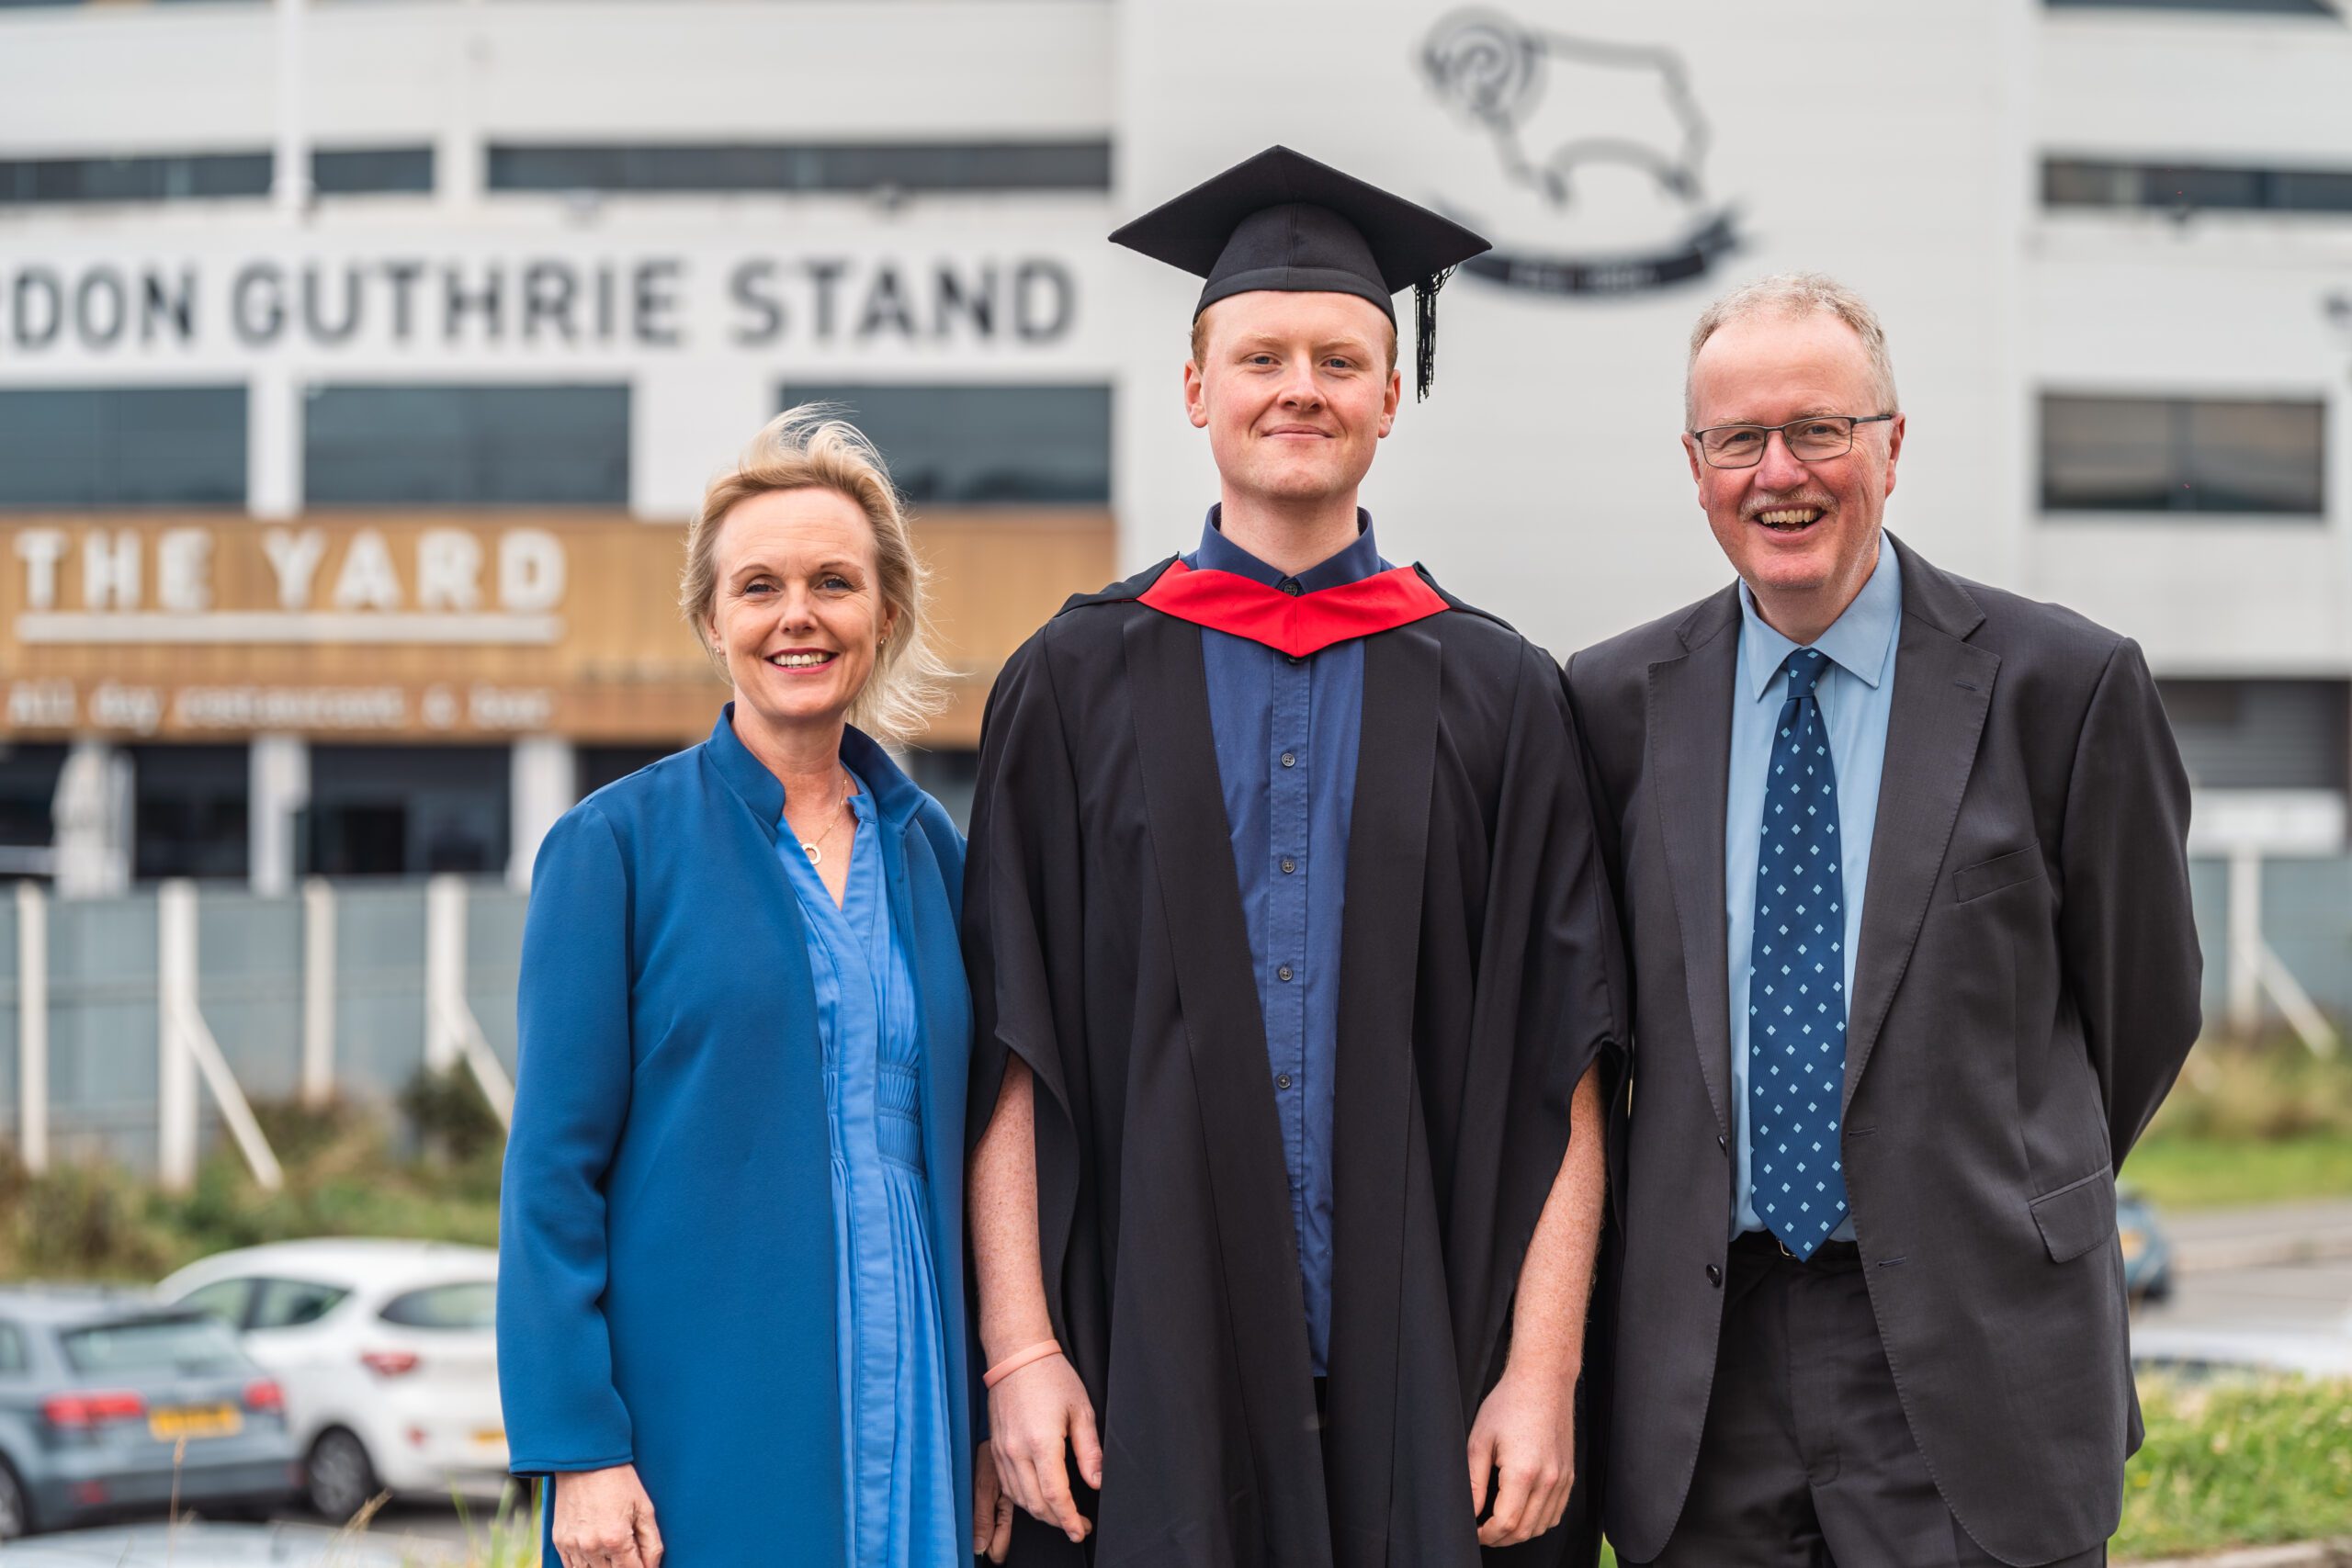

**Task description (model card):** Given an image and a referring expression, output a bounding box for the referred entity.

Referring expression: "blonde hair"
[1684,271,1900,428]
[680,407,950,746]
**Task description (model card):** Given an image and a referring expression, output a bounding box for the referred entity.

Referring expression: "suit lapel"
[1841,542,1998,1112]
[1646,591,1740,1139]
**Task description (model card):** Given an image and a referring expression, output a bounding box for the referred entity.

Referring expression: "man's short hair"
[1189,308,1400,377]
[1684,271,1899,428]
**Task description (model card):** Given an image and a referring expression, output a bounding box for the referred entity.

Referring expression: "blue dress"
[775,773,960,1567]
[497,709,973,1566]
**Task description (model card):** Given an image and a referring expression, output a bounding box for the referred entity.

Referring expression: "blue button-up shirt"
[1725,542,1902,1240]
[1190,505,1381,1374]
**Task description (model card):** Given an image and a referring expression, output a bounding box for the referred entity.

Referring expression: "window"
[0,744,67,851]
[177,1277,258,1330]
[304,745,510,877]
[379,1281,497,1331]
[132,744,249,882]
[779,384,1112,504]
[2040,394,2324,515]
[489,141,1111,196]
[2155,680,2349,792]
[304,385,628,506]
[0,388,247,509]
[62,1315,243,1376]
[0,153,270,206]
[0,1322,25,1376]
[251,1278,351,1331]
[2045,158,2352,216]
[312,147,435,197]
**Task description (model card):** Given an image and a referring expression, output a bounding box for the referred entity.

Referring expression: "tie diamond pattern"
[1748,648,1850,1258]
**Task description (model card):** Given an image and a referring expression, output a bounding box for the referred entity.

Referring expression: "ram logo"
[1419,8,1742,295]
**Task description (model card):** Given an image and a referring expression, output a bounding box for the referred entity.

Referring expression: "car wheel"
[306,1427,381,1523]
[0,1454,35,1540]
[2143,1265,2174,1304]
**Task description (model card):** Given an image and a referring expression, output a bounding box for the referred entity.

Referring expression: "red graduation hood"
[1136,558,1448,659]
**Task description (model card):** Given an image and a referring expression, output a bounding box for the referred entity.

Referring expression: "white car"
[156,1239,508,1521]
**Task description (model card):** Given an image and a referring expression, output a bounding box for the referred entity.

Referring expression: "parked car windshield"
[61,1314,245,1376]
[379,1280,495,1331]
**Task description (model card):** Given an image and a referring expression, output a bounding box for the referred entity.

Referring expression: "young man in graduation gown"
[961,146,1624,1568]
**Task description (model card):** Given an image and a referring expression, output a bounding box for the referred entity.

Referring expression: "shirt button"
[1276,1073,1293,1089]
[1277,964,1295,982]
[1287,653,1305,666]
[1706,1263,1724,1288]
[1280,857,1297,874]
[1278,578,1303,597]
[1280,751,1297,768]
[1718,1134,1729,1154]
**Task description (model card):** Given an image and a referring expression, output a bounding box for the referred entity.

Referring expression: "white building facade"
[1,0,2346,1018]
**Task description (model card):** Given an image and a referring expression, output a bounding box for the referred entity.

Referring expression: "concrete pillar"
[436,2,487,213]
[248,367,303,522]
[249,734,311,895]
[51,739,131,897]
[272,0,311,220]
[508,735,576,888]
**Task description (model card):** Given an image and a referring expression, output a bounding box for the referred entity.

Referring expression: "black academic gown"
[964,559,1624,1568]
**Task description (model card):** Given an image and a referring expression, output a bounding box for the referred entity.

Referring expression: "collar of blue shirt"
[1736,536,1904,701]
[1193,504,1385,592]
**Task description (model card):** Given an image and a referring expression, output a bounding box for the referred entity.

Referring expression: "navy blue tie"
[1748,647,1850,1259]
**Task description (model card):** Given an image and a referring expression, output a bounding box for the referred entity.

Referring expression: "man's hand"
[987,1351,1101,1545]
[973,1439,1015,1562]
[1465,1359,1578,1548]
[551,1464,663,1568]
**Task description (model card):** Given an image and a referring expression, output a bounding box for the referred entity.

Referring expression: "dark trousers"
[1630,1235,2107,1568]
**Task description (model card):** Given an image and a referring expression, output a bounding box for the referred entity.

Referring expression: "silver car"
[0,1287,303,1538]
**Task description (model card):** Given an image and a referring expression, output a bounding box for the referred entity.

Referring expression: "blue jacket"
[497,707,973,1562]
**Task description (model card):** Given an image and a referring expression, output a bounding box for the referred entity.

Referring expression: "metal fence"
[0,855,2345,1182]
[0,875,521,1183]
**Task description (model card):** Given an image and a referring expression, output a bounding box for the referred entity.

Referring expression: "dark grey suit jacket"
[1565,536,2200,1566]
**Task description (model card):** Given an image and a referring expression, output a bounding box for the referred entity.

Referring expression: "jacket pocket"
[1952,841,2045,903]
[2030,1165,2117,1262]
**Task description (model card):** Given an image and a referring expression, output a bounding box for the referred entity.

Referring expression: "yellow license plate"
[473,1427,505,1445]
[2120,1231,2148,1263]
[150,1404,243,1441]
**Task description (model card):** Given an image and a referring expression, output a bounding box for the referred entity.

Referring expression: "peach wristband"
[982,1339,1064,1389]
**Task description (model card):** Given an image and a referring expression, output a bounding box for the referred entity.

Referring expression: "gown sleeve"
[961,633,1088,1352]
[1480,642,1630,1368]
[497,802,639,1475]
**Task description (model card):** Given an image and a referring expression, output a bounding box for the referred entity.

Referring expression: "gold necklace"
[796,771,854,866]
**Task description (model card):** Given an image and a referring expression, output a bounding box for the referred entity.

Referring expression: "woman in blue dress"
[497,410,1010,1565]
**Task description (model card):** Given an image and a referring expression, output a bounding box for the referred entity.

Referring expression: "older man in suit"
[1566,273,2200,1567]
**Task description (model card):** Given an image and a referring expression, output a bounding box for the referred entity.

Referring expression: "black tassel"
[1413,266,1455,401]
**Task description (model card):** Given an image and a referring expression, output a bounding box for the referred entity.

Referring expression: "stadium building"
[1,0,2346,925]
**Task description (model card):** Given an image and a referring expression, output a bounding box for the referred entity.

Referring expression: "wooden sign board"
[1,510,1113,749]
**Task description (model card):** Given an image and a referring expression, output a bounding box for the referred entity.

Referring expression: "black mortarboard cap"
[1109,145,1490,400]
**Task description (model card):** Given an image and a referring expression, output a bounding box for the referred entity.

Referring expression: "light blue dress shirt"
[1726,543,1902,1240]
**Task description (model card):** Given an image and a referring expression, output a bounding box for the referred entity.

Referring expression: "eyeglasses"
[1689,413,1896,468]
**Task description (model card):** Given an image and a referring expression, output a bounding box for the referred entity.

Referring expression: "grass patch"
[1600,1378,2352,1563]
[2119,1040,2352,1210]
[2125,1132,2352,1211]
[2116,1377,2352,1560]
[0,1072,503,1282]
